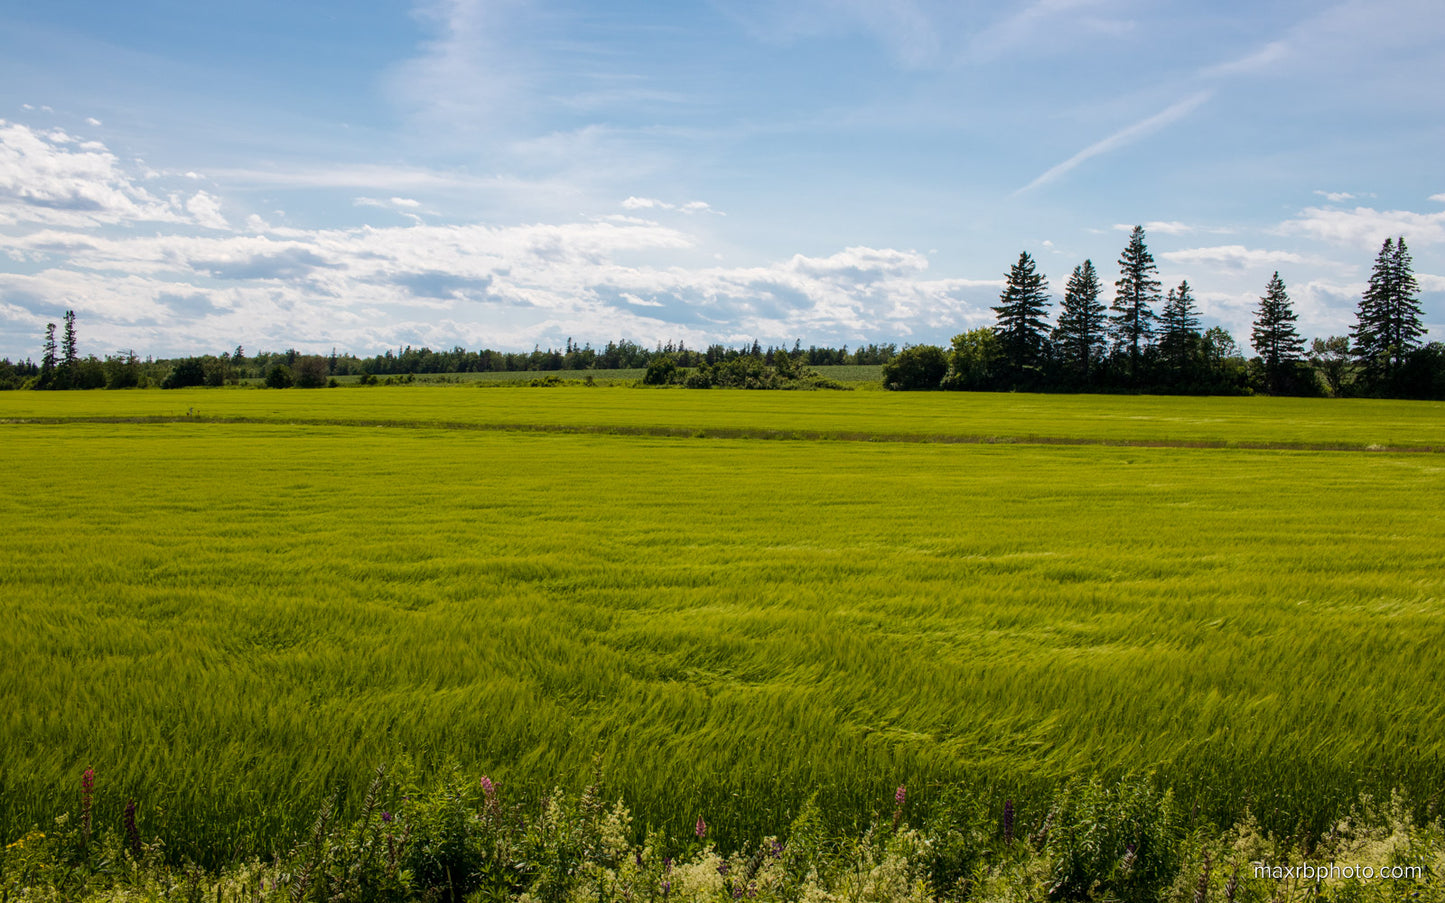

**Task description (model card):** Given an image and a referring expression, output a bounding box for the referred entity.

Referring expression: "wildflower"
[718,863,729,876]
[124,799,141,858]
[895,785,906,806]
[381,811,393,823]
[695,816,707,839]
[770,839,783,858]
[81,767,95,840]
[480,775,496,799]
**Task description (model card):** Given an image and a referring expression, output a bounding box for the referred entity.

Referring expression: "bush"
[642,356,677,385]
[265,364,294,389]
[882,344,948,390]
[161,358,206,389]
[294,356,329,389]
[1041,778,1180,903]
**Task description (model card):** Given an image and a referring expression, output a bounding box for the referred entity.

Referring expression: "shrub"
[882,344,948,390]
[294,356,329,389]
[161,358,206,389]
[1041,778,1181,903]
[642,355,677,385]
[265,364,294,389]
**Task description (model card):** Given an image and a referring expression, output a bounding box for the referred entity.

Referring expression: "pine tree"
[1051,259,1106,384]
[56,309,79,389]
[38,322,58,389]
[1158,280,1201,382]
[1110,225,1161,382]
[1251,272,1304,393]
[1352,236,1426,384]
[991,251,1051,379]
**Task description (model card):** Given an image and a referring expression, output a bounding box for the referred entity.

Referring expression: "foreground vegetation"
[3,389,1443,896]
[7,767,1444,902]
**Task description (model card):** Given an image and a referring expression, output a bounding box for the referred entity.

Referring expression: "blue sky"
[1,0,1442,359]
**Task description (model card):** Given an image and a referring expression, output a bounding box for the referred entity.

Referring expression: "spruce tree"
[1352,236,1425,384]
[991,251,1051,379]
[38,322,58,389]
[1158,280,1201,384]
[1052,259,1106,385]
[57,309,78,389]
[1251,272,1304,393]
[1110,225,1161,382]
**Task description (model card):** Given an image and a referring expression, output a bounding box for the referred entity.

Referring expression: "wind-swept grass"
[2,393,1443,863]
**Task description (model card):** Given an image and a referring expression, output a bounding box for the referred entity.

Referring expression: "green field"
[3,387,1444,864]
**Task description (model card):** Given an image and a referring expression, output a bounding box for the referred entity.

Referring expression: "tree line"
[881,228,1441,398]
[2,227,1438,397]
[0,329,900,391]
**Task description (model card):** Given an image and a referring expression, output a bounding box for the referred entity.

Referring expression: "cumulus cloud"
[1277,205,1445,249]
[185,191,229,230]
[0,120,184,227]
[0,213,1000,356]
[1159,245,1314,270]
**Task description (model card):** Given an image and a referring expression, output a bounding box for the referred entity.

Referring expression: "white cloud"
[1277,205,1445,249]
[1431,193,1445,203]
[185,191,229,230]
[1313,191,1367,203]
[621,196,720,215]
[1016,91,1213,194]
[0,120,185,227]
[1112,221,1193,236]
[1200,40,1290,78]
[1160,245,1312,270]
[0,214,1001,356]
[85,117,103,127]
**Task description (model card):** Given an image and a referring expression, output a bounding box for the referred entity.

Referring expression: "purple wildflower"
[124,799,140,858]
[717,862,729,877]
[895,784,906,806]
[732,886,743,899]
[695,816,707,840]
[381,811,393,823]
[480,775,496,799]
[81,767,95,839]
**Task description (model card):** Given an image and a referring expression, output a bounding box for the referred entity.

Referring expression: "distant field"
[5,384,1445,448]
[2,388,1443,863]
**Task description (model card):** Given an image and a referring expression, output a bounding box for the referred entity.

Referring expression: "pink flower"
[895,785,906,805]
[695,816,707,839]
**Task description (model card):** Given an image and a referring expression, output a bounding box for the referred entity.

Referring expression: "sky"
[1,0,1443,360]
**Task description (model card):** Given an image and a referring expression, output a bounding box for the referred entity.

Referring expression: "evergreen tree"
[56,309,79,389]
[1052,260,1106,385]
[38,322,58,389]
[1352,236,1426,384]
[1109,226,1161,382]
[1251,272,1305,393]
[1158,280,1201,383]
[991,251,1051,380]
